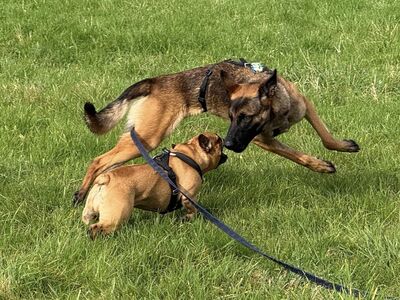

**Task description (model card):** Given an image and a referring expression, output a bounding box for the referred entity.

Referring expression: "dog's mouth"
[218,152,228,166]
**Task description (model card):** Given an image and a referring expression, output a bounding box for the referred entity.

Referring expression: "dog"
[81,132,227,239]
[74,59,359,205]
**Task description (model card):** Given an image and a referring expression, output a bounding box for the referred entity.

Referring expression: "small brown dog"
[82,132,227,239]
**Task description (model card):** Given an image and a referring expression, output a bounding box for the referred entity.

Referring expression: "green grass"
[1,0,399,298]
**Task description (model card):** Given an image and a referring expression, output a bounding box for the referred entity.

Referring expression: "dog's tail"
[84,78,153,135]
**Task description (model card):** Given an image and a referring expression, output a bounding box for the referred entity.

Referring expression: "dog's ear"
[220,70,240,96]
[198,134,212,153]
[259,69,277,99]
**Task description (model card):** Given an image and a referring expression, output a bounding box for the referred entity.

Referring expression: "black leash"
[130,128,394,299]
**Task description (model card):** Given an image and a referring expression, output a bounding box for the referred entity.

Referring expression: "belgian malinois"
[74,59,359,205]
[82,132,227,239]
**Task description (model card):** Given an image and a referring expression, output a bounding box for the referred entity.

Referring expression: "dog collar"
[198,69,213,112]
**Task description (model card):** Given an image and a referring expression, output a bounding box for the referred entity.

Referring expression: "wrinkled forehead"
[205,133,222,144]
[230,97,261,116]
[189,133,220,144]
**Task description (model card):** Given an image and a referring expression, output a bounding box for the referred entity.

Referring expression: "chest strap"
[153,148,203,214]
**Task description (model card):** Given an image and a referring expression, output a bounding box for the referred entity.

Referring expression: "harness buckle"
[205,69,213,77]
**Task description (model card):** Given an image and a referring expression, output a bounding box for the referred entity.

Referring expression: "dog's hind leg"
[74,97,185,206]
[303,98,360,152]
[74,133,142,206]
[88,195,134,239]
[253,136,337,173]
[81,177,109,224]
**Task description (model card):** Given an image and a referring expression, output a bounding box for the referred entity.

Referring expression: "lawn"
[1,0,399,298]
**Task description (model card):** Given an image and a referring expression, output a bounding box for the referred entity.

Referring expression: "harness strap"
[129,128,388,299]
[198,69,213,112]
[153,149,180,213]
[153,148,204,213]
[170,151,203,180]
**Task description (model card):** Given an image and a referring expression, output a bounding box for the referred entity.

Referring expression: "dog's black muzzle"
[224,139,248,153]
[218,152,228,166]
[224,121,265,153]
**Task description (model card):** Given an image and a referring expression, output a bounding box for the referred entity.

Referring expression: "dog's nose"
[224,139,234,149]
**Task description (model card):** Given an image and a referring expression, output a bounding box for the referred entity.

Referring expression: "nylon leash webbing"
[130,128,394,299]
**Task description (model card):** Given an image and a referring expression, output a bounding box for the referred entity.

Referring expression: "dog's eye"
[238,114,251,123]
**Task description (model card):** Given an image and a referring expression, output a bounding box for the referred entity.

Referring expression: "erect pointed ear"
[198,134,212,153]
[220,70,240,96]
[260,69,277,98]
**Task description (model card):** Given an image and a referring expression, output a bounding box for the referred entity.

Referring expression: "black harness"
[197,58,270,112]
[153,148,203,214]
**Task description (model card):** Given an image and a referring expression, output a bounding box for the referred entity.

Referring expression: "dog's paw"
[343,139,360,152]
[181,214,195,222]
[321,160,336,173]
[308,159,336,174]
[72,191,84,207]
[72,191,81,207]
[88,224,101,240]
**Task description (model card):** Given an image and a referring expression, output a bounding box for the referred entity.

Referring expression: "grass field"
[1,0,400,298]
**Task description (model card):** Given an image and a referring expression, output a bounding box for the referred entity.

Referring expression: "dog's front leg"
[253,135,336,173]
[180,194,198,221]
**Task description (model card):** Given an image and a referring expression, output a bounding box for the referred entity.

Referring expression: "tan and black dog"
[82,132,227,239]
[74,59,359,205]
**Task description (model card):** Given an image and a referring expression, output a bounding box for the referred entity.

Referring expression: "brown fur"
[74,60,359,205]
[82,132,225,239]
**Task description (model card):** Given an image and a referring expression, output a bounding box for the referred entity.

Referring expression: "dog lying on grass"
[82,132,227,239]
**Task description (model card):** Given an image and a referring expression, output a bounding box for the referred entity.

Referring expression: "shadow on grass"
[198,163,399,213]
[88,161,398,229]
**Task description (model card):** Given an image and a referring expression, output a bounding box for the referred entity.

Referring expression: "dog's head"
[221,69,278,153]
[182,132,228,172]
